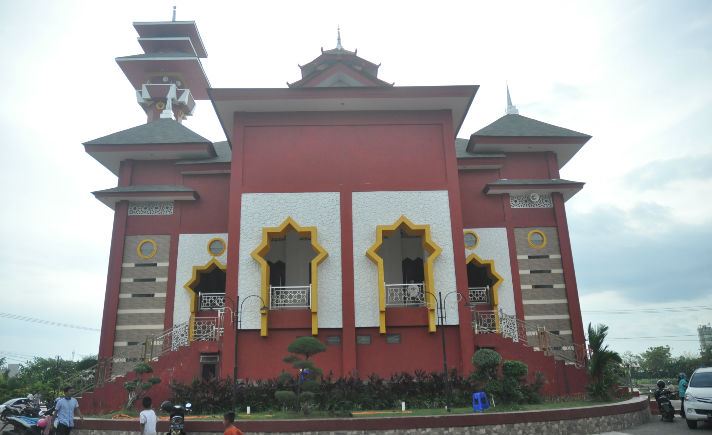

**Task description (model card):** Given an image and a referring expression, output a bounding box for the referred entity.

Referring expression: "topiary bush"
[472,349,502,382]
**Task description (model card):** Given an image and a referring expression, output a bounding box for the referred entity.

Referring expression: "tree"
[124,362,161,409]
[275,337,326,413]
[586,323,622,401]
[641,346,672,378]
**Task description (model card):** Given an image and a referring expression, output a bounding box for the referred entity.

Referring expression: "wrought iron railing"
[193,316,222,341]
[270,285,311,309]
[473,309,587,367]
[468,286,490,305]
[385,283,425,307]
[199,292,226,310]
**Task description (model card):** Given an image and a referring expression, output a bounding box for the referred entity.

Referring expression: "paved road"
[598,415,712,434]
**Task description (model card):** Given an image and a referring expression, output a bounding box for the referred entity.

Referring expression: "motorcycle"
[652,380,675,422]
[160,401,192,435]
[0,404,55,435]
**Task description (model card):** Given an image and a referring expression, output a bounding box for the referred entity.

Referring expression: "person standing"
[139,396,157,435]
[53,386,83,435]
[679,372,688,418]
[223,411,243,435]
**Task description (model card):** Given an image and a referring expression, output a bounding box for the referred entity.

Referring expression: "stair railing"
[473,309,587,367]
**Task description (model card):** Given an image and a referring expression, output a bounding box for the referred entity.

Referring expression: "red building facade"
[80,20,591,411]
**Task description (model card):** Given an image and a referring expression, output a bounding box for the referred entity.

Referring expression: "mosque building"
[79,16,591,410]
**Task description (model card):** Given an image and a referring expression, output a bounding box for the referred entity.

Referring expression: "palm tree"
[586,323,622,400]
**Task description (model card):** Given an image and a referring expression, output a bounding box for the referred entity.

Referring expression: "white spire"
[172,5,176,21]
[506,83,519,115]
[336,25,343,50]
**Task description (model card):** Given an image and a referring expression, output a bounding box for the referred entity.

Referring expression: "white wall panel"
[238,192,342,330]
[173,233,228,328]
[464,228,516,317]
[353,191,458,327]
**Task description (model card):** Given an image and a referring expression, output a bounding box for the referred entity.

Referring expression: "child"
[139,397,157,435]
[223,411,243,435]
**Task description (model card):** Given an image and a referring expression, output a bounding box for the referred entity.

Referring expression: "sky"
[0,0,710,367]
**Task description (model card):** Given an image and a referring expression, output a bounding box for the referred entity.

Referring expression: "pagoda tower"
[116,17,210,122]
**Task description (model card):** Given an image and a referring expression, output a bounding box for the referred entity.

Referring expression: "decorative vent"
[128,201,174,216]
[200,354,220,363]
[510,193,553,209]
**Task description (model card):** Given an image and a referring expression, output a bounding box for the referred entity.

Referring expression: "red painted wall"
[180,173,230,233]
[458,170,505,228]
[354,327,463,377]
[238,111,449,192]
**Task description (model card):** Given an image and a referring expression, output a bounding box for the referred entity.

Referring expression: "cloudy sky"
[0,0,710,366]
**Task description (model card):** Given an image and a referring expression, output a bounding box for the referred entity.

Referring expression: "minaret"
[506,84,519,115]
[115,18,210,123]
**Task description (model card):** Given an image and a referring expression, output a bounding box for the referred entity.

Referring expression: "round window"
[208,238,226,256]
[137,239,157,259]
[527,230,547,249]
[463,231,479,249]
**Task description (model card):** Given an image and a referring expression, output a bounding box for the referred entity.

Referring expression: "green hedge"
[170,368,544,414]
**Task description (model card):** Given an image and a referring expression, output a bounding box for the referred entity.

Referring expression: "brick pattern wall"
[514,227,575,357]
[111,235,170,376]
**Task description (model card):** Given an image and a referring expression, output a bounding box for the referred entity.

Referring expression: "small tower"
[115,20,210,123]
[505,84,519,115]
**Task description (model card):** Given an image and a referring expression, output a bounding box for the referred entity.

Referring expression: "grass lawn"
[90,398,627,420]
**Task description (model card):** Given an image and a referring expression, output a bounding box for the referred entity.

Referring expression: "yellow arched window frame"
[366,216,442,334]
[251,217,328,337]
[184,258,226,340]
[466,252,504,332]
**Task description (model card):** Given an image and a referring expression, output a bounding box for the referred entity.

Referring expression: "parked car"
[0,397,28,416]
[685,367,712,429]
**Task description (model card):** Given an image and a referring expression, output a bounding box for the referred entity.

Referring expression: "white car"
[0,397,28,414]
[685,367,712,429]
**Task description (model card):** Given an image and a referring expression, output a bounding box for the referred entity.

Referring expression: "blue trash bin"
[472,392,490,412]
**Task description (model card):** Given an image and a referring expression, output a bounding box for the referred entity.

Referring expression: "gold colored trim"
[251,217,328,336]
[184,258,226,340]
[206,238,226,257]
[137,239,157,259]
[366,216,442,334]
[463,230,479,249]
[527,229,547,249]
[466,253,504,332]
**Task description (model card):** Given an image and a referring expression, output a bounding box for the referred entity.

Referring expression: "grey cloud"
[569,205,712,303]
[620,153,712,191]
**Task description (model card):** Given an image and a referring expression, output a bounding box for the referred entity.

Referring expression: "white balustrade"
[270,285,311,309]
[385,283,425,307]
[468,286,490,305]
[199,292,226,311]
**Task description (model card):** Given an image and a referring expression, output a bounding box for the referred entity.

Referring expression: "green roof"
[84,119,211,146]
[177,141,231,164]
[455,138,505,159]
[472,114,590,138]
[487,178,583,186]
[93,185,195,194]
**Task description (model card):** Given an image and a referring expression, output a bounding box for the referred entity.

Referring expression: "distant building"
[79,17,592,411]
[7,364,20,378]
[700,324,712,353]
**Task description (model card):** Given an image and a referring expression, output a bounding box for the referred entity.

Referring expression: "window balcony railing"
[199,292,226,311]
[468,286,490,305]
[270,285,311,310]
[385,283,425,307]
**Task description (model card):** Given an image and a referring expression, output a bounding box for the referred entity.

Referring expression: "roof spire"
[506,83,519,115]
[172,5,176,21]
[336,25,343,50]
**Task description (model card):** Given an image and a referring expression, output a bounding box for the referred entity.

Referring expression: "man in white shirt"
[139,396,157,435]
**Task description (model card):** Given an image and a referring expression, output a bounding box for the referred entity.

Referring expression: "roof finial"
[336,25,343,50]
[172,5,176,21]
[506,83,519,115]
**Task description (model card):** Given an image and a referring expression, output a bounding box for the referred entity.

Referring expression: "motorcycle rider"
[678,372,688,418]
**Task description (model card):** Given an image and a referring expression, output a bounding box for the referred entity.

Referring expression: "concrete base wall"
[73,397,650,435]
